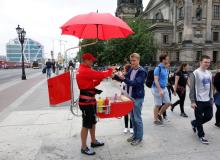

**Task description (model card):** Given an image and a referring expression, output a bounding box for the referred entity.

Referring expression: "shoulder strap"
[158,66,161,77]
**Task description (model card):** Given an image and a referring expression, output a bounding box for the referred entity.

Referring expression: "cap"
[82,53,96,62]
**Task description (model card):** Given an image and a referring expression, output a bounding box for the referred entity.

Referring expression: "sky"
[0,0,150,58]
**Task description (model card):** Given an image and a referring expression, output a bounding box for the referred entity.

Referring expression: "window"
[176,52,180,61]
[213,32,219,42]
[213,5,220,19]
[196,51,202,61]
[155,12,163,20]
[213,51,218,63]
[178,32,182,43]
[130,0,134,3]
[163,35,169,44]
[179,7,184,20]
[155,13,160,20]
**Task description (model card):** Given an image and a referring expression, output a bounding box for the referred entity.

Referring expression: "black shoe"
[81,147,96,156]
[154,120,163,125]
[91,140,104,148]
[191,121,196,133]
[180,113,188,118]
[215,123,220,128]
[130,139,142,146]
[171,105,174,112]
[127,136,135,142]
[199,137,209,145]
[158,114,163,122]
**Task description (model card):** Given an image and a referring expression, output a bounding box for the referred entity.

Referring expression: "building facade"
[116,0,220,66]
[6,38,44,62]
[116,0,143,19]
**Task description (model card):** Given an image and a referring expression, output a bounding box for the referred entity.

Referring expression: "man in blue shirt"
[152,53,171,125]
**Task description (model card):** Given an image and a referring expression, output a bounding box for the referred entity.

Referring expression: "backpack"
[145,66,161,88]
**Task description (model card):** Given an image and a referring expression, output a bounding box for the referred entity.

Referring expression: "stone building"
[116,0,220,66]
[116,0,143,19]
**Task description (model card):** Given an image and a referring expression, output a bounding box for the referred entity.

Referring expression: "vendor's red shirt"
[76,64,113,90]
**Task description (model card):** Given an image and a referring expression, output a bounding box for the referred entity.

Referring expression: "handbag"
[214,92,220,106]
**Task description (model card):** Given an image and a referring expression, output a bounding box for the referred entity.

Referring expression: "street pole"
[16,25,27,80]
[21,42,26,80]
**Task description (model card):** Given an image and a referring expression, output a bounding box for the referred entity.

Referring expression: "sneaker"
[91,140,104,148]
[131,139,142,146]
[154,120,163,125]
[81,147,96,156]
[130,128,134,134]
[191,121,196,133]
[215,123,220,128]
[127,136,135,142]
[200,137,209,145]
[163,116,170,122]
[180,113,188,118]
[158,114,163,122]
[123,128,128,133]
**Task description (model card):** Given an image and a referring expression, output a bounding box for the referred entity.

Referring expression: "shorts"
[152,87,171,107]
[81,107,97,129]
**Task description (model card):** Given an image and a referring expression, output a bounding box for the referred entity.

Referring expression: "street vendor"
[76,53,113,156]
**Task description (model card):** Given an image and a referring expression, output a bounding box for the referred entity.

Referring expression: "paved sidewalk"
[0,79,220,160]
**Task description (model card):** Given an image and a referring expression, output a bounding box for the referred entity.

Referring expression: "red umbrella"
[60,12,134,40]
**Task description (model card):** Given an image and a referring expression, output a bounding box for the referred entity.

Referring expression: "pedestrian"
[55,62,59,75]
[64,63,67,72]
[152,53,171,125]
[113,53,147,146]
[45,59,52,79]
[120,64,133,134]
[76,53,113,156]
[190,55,213,144]
[213,64,220,128]
[68,60,74,71]
[52,60,56,73]
[171,63,190,117]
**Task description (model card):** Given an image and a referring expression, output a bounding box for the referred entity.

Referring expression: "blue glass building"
[6,38,44,62]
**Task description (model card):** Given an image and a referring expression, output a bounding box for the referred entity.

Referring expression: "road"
[0,68,41,84]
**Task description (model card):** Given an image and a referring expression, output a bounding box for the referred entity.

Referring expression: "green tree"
[80,17,157,66]
[80,39,105,65]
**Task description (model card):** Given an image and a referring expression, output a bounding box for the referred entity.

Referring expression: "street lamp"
[16,24,26,80]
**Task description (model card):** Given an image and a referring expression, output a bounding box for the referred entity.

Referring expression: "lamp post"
[16,25,26,80]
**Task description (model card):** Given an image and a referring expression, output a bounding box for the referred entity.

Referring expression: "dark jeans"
[124,114,133,128]
[216,105,220,124]
[192,101,213,138]
[172,87,186,113]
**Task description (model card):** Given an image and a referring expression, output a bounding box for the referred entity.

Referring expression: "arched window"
[155,11,163,20]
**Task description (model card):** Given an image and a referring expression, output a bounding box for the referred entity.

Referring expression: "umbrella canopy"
[60,12,134,40]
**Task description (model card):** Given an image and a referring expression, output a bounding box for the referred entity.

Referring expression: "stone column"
[173,0,177,43]
[206,0,212,43]
[183,0,193,43]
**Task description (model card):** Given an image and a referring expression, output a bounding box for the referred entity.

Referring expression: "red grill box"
[97,100,134,118]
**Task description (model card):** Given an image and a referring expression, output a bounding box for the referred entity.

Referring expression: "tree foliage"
[79,18,157,66]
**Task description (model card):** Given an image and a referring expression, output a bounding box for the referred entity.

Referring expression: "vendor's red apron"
[79,89,97,110]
